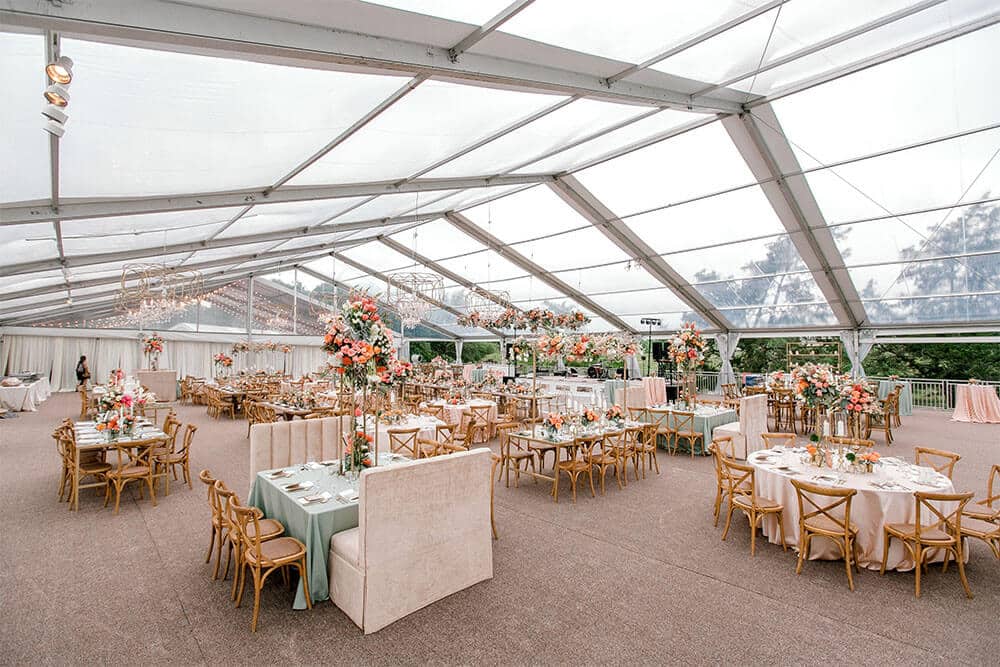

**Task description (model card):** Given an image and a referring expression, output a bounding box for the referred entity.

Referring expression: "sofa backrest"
[249,416,349,487]
[358,448,493,631]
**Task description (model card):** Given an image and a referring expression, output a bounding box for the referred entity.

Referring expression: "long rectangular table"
[644,405,737,455]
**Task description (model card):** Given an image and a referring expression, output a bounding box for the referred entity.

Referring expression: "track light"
[44,119,65,137]
[42,104,68,124]
[43,83,70,107]
[45,55,74,84]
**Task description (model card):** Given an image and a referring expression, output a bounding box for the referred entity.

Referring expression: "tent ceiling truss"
[1,1,998,335]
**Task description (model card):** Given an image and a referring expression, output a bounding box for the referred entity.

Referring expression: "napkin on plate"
[299,491,332,505]
[337,488,359,502]
[267,469,293,479]
[284,480,314,492]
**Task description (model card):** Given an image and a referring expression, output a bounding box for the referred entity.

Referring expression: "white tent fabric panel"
[286,80,563,186]
[56,38,410,198]
[0,32,49,203]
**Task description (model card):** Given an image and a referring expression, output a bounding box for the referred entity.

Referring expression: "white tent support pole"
[695,0,946,96]
[377,236,520,313]
[330,251,503,337]
[0,174,553,226]
[0,0,743,112]
[295,265,457,340]
[448,0,536,62]
[605,0,790,84]
[750,9,1000,108]
[722,106,865,328]
[549,176,733,331]
[443,211,637,333]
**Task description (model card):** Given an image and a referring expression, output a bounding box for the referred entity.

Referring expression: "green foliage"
[408,341,455,363]
[461,342,502,363]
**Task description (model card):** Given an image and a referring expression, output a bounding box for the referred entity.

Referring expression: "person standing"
[76,355,91,389]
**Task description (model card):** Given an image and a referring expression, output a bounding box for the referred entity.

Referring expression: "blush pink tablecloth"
[750,451,958,571]
[952,384,1000,424]
[642,377,666,407]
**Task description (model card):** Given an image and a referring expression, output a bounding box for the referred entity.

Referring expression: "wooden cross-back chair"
[790,479,859,591]
[387,427,419,459]
[720,458,786,556]
[914,446,961,480]
[881,491,974,598]
[708,436,735,527]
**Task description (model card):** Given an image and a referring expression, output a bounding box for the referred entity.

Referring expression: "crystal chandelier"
[116,263,203,325]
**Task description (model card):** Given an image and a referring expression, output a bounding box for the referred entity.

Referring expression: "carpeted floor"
[1,393,998,665]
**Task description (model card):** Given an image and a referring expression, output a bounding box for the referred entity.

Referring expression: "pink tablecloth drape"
[642,377,666,407]
[952,384,1000,424]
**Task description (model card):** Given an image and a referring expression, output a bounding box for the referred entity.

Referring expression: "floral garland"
[142,333,164,354]
[507,337,534,364]
[668,322,706,372]
[232,341,294,354]
[458,307,589,332]
[533,332,638,363]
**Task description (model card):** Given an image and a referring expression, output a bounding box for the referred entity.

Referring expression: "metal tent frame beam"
[0,174,552,226]
[377,236,519,313]
[443,211,636,333]
[549,176,733,331]
[0,0,743,113]
[721,106,866,328]
[294,265,456,340]
[330,251,504,338]
[448,0,536,62]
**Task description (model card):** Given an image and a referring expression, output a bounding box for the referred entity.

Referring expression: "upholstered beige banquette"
[248,416,349,488]
[712,394,768,459]
[327,448,493,634]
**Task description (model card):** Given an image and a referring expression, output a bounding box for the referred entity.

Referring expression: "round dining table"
[747,448,957,570]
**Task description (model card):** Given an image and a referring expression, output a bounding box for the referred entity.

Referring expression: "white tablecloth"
[0,377,51,412]
[367,415,445,453]
[748,450,956,570]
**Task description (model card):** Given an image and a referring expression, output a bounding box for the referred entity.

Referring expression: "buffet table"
[0,377,51,412]
[136,370,178,401]
[952,384,1000,423]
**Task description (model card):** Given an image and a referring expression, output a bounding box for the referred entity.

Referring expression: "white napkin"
[337,488,359,502]
[299,491,332,505]
[284,480,314,491]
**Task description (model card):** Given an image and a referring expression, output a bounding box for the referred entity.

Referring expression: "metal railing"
[691,371,999,411]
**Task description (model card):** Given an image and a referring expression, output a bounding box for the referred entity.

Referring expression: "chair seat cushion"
[961,517,1000,538]
[330,527,360,567]
[885,523,952,542]
[804,514,856,536]
[80,461,112,473]
[245,518,284,540]
[109,464,150,477]
[963,502,999,521]
[733,494,781,510]
[676,431,702,439]
[246,536,304,564]
[507,450,534,460]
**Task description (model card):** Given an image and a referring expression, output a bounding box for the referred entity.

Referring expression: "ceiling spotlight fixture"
[43,83,70,107]
[45,55,74,84]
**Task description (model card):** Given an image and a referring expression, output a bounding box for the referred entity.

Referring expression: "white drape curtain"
[838,330,875,379]
[714,332,741,389]
[1,331,331,392]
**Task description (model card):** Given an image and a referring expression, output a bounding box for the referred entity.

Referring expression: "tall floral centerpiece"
[836,378,879,438]
[213,353,233,379]
[592,332,640,413]
[668,322,706,407]
[791,362,839,442]
[142,333,164,371]
[322,294,396,467]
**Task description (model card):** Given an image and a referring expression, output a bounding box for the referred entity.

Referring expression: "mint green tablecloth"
[878,380,913,416]
[248,465,360,609]
[644,407,737,456]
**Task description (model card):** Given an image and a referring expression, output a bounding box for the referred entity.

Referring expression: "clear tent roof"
[1,0,998,336]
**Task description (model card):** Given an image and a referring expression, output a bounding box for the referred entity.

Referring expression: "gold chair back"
[914,446,961,479]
